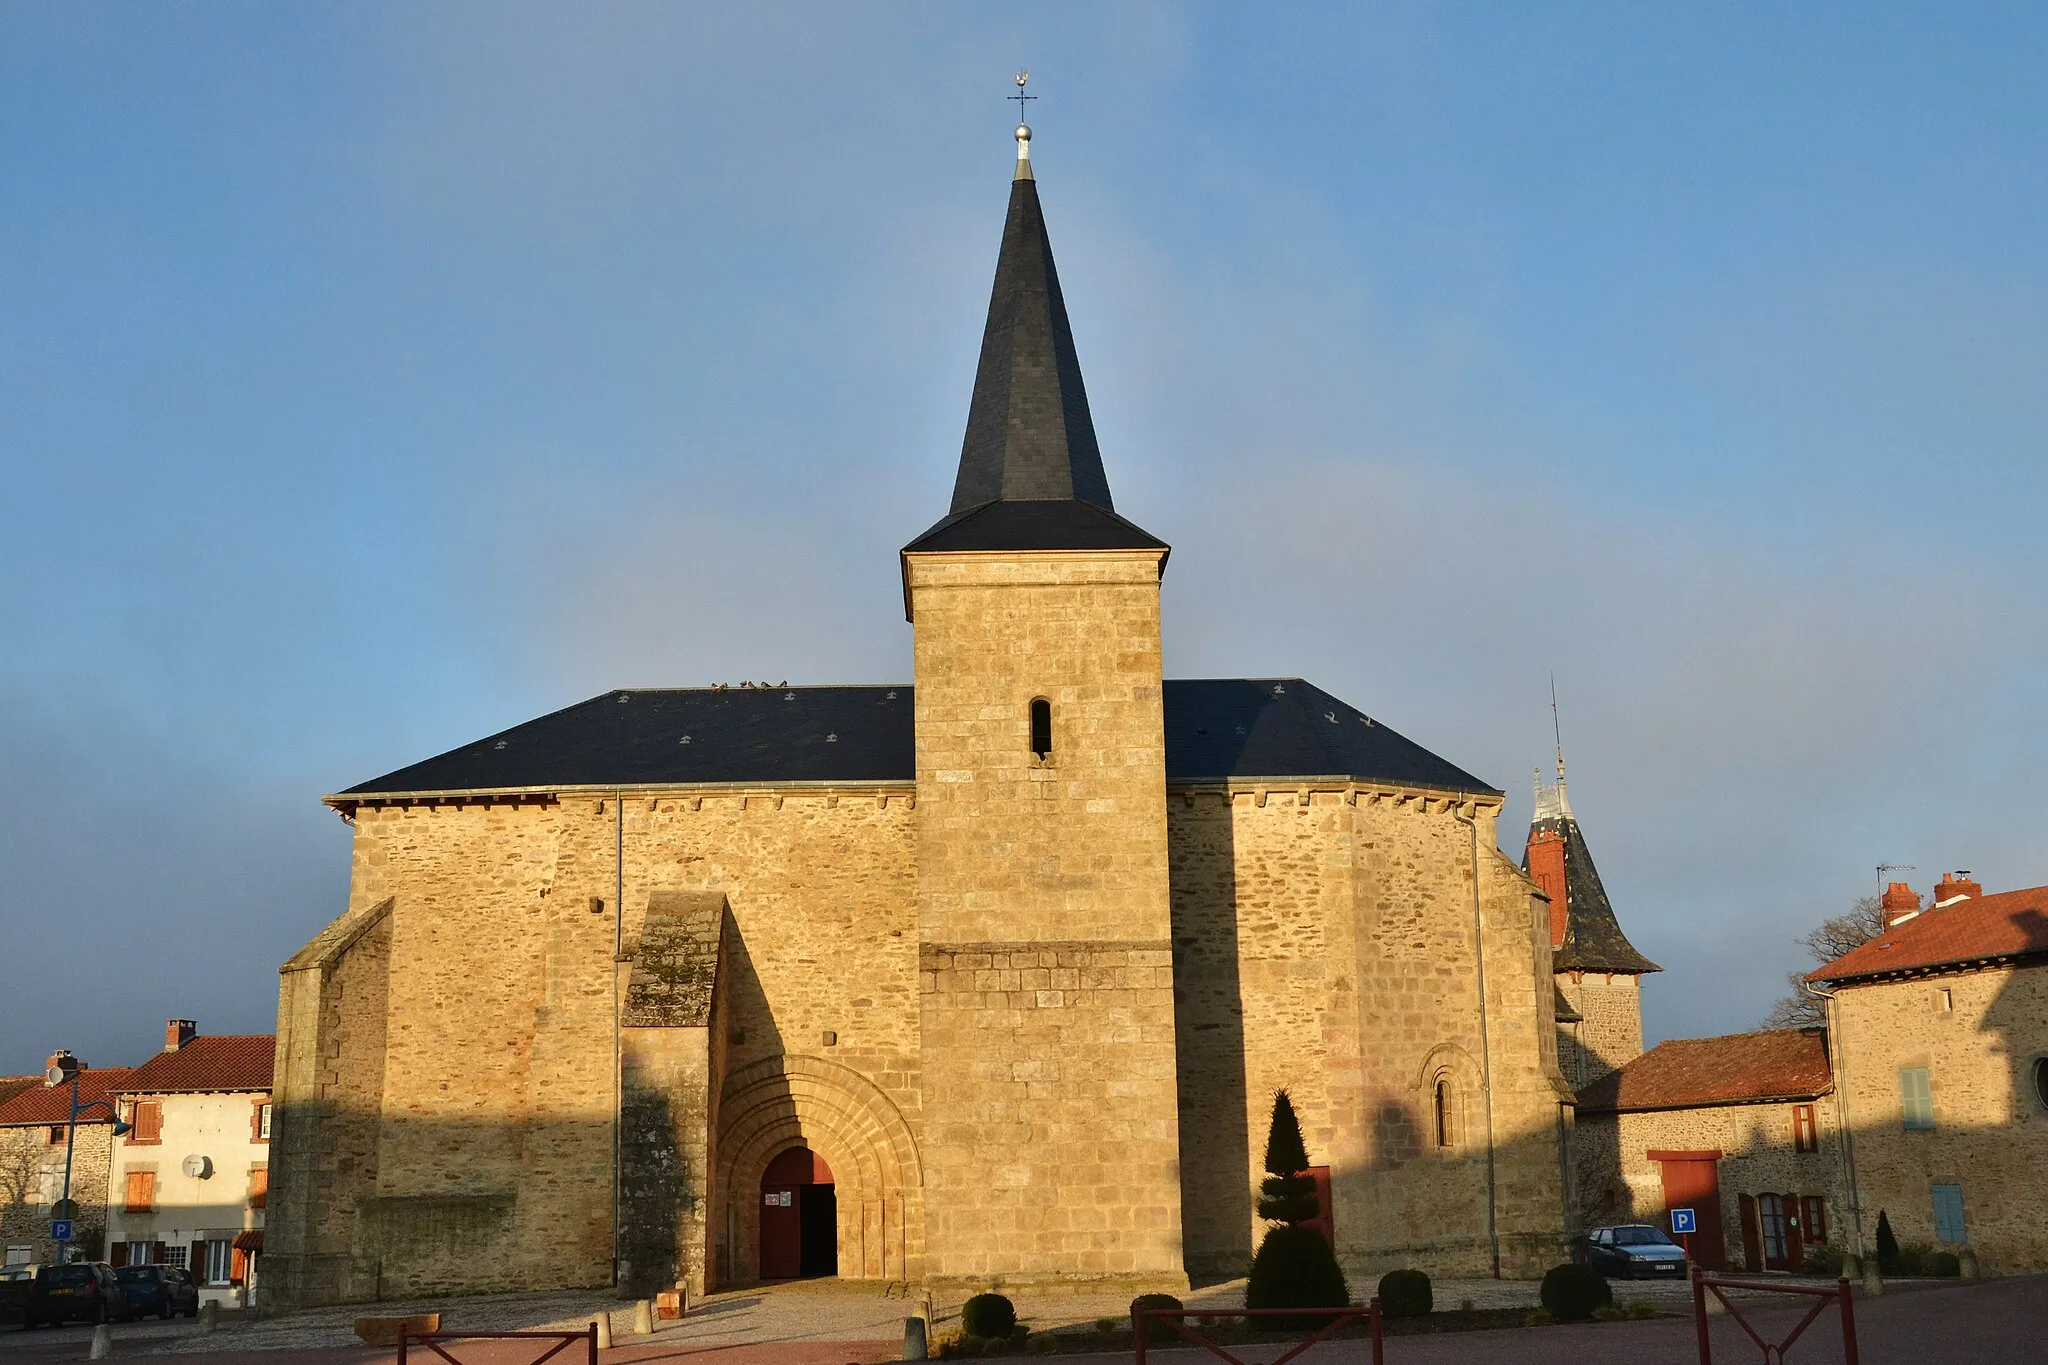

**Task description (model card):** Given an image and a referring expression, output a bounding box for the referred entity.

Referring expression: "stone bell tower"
[901,122,1186,1292]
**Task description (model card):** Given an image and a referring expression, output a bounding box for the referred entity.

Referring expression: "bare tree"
[1761,895,1888,1028]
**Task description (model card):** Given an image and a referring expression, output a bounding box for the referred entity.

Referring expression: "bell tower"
[902,121,1186,1291]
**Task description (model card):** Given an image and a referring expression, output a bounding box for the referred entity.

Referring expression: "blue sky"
[4,4,2045,1072]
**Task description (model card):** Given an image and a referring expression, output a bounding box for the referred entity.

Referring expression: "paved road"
[0,1274,2032,1364]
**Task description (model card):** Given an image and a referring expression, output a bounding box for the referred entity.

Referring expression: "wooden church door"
[759,1146,836,1280]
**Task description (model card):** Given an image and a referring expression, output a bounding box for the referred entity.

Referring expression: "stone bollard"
[595,1313,613,1350]
[1863,1261,1884,1298]
[197,1301,219,1332]
[633,1299,655,1335]
[1959,1247,1980,1280]
[904,1315,929,1362]
[89,1324,111,1360]
[1703,1289,1727,1316]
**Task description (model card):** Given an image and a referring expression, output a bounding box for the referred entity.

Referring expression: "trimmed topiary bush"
[963,1294,1017,1341]
[1026,1333,1060,1356]
[1539,1263,1613,1323]
[1376,1269,1432,1318]
[1245,1090,1349,1323]
[1130,1295,1183,1346]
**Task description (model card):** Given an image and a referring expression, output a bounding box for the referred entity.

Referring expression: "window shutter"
[1931,1184,1966,1243]
[151,1241,165,1266]
[249,1166,269,1210]
[110,1242,128,1268]
[131,1100,163,1145]
[189,1242,207,1283]
[126,1170,155,1212]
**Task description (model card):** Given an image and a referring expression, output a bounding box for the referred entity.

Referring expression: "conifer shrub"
[1129,1295,1183,1347]
[1376,1269,1432,1318]
[1026,1333,1059,1355]
[1875,1210,1899,1274]
[1539,1263,1612,1323]
[1244,1090,1349,1325]
[963,1294,1017,1341]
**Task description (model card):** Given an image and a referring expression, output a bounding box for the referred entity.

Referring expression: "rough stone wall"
[1556,974,1644,1091]
[276,787,920,1305]
[1573,1101,1839,1267]
[267,898,390,1306]
[907,548,1185,1291]
[0,1123,114,1263]
[1171,788,1570,1282]
[1831,962,2048,1272]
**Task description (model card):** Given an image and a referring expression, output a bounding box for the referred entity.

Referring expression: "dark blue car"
[113,1264,200,1319]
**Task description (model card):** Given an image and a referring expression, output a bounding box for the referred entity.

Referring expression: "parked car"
[113,1265,199,1319]
[1575,1224,1690,1279]
[22,1262,134,1327]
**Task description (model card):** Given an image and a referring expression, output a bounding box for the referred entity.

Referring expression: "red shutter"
[189,1242,206,1282]
[231,1246,247,1284]
[249,1166,269,1210]
[151,1241,165,1265]
[125,1170,155,1212]
[110,1243,129,1268]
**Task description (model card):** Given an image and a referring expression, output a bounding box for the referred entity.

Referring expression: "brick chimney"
[164,1019,197,1052]
[1526,826,1569,948]
[1933,872,1983,907]
[1880,882,1921,927]
[45,1050,79,1082]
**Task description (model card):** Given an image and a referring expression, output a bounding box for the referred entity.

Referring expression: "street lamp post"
[43,1053,131,1265]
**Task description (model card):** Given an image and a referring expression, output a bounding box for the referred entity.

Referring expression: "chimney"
[1934,871,1983,907]
[1880,882,1921,927]
[165,1019,197,1052]
[45,1050,79,1081]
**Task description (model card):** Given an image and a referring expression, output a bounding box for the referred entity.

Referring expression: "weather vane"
[1010,71,1035,125]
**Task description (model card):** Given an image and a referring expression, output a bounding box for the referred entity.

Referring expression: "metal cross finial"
[1010,70,1036,122]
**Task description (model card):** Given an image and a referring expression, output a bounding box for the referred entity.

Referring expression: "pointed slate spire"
[905,126,1164,561]
[1525,755,1661,975]
[950,123,1112,512]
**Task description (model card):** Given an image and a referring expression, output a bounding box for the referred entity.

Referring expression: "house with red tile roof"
[1808,874,2048,1274]
[104,1022,274,1306]
[1574,1027,1838,1272]
[0,1059,137,1270]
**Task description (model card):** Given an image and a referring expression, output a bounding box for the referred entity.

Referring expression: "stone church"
[267,127,1574,1308]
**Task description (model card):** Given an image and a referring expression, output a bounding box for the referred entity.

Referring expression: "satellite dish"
[181,1154,212,1180]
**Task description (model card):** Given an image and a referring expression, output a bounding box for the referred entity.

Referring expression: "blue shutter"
[1931,1184,1966,1243]
[1900,1068,1935,1129]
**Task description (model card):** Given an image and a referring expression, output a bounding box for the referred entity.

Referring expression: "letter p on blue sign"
[1670,1208,1696,1235]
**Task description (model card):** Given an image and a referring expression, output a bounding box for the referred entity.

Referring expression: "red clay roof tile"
[1810,884,2048,983]
[0,1067,139,1126]
[1577,1028,1831,1112]
[116,1035,274,1094]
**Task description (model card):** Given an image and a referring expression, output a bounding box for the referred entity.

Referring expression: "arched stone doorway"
[714,1054,923,1288]
[759,1147,836,1279]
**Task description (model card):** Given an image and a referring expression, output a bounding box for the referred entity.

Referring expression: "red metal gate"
[396,1326,598,1365]
[1690,1266,1858,1365]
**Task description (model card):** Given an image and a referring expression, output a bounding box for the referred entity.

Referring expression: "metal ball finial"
[1015,124,1031,142]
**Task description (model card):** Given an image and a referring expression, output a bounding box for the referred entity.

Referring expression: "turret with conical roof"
[1524,753,1660,1091]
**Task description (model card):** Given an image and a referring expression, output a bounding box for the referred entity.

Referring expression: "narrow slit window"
[1030,698,1052,760]
[1433,1079,1452,1148]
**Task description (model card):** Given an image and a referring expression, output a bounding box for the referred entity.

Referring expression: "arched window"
[1432,1078,1454,1148]
[1029,698,1052,760]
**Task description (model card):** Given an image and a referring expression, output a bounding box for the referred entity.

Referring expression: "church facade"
[265,130,1572,1307]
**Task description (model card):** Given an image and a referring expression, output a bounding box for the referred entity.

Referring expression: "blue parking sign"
[50,1219,73,1241]
[1670,1208,1696,1235]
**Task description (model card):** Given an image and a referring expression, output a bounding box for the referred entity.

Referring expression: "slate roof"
[332,679,1497,803]
[1529,811,1661,976]
[903,153,1161,556]
[1810,884,2048,984]
[0,1067,137,1127]
[1576,1028,1831,1113]
[116,1036,274,1095]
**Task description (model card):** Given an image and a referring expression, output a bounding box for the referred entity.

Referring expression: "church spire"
[947,126,1112,513]
[903,117,1164,568]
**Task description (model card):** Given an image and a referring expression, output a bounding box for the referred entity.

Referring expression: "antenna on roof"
[1876,863,1915,891]
[1549,673,1565,781]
